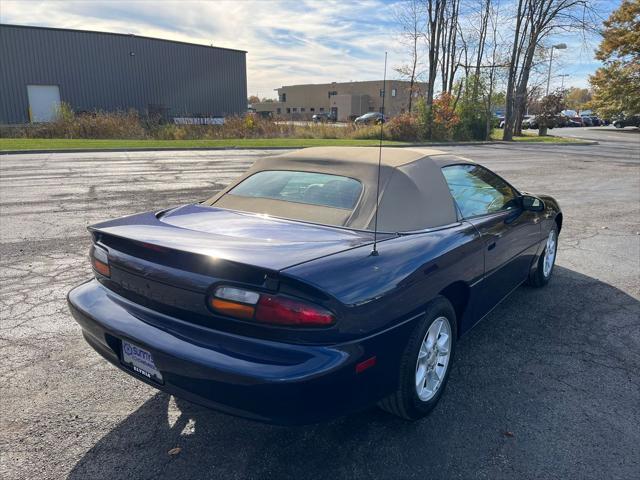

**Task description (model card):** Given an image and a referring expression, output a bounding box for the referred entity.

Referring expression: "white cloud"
[1,0,610,97]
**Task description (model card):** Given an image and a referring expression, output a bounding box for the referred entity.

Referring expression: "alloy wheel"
[415,316,452,402]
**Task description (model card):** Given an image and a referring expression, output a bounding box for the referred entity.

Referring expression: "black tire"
[378,297,457,420]
[528,226,558,288]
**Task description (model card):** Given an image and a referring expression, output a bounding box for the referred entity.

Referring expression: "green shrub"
[452,77,491,141]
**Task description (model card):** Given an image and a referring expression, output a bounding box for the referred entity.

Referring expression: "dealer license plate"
[121,340,163,383]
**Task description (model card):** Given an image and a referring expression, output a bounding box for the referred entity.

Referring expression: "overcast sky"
[2,0,619,98]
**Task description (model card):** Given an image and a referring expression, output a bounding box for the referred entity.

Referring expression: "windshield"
[227,170,363,210]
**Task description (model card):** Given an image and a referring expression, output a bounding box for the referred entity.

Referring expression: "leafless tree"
[440,0,460,94]
[504,0,529,140]
[425,0,447,111]
[504,0,597,140]
[484,1,501,138]
[394,0,426,113]
[472,0,492,100]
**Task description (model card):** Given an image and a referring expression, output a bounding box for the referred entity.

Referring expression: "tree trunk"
[503,0,526,141]
[425,0,447,139]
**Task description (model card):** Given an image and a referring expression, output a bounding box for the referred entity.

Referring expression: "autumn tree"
[589,0,640,117]
[564,87,592,110]
[248,95,261,105]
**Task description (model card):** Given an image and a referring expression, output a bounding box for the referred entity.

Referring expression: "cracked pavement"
[1,128,639,479]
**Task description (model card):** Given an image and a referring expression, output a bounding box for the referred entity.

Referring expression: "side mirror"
[521,195,545,212]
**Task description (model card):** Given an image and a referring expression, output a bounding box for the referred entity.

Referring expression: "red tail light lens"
[255,295,335,326]
[209,286,335,327]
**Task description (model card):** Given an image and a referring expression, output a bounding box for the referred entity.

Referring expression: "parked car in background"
[67,147,562,424]
[612,115,640,128]
[570,116,584,126]
[354,112,386,125]
[564,117,582,127]
[589,116,602,126]
[312,112,335,123]
[580,115,593,127]
[521,116,536,129]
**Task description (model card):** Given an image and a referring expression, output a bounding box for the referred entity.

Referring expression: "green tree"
[589,0,640,117]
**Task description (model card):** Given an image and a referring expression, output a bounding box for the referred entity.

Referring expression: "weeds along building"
[0,24,247,124]
[254,80,427,122]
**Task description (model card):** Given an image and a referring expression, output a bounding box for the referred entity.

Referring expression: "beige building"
[254,80,425,122]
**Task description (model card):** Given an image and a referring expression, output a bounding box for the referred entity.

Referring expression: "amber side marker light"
[90,245,111,277]
[209,286,335,326]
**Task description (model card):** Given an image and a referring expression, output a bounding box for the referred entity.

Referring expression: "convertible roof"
[208,147,473,232]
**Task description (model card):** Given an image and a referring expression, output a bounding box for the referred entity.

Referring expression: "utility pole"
[558,74,569,90]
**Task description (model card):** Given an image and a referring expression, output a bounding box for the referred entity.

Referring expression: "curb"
[0,139,597,155]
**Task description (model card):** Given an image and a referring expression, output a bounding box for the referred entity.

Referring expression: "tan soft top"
[207,147,471,232]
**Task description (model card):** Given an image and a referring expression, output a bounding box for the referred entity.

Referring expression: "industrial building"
[0,24,247,124]
[254,80,426,121]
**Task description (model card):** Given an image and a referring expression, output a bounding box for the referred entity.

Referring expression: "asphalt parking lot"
[1,127,639,479]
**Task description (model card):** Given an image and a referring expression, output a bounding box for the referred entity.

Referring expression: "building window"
[280,93,287,102]
[310,107,315,112]
[319,107,325,112]
[300,107,305,112]
[286,108,291,114]
[292,107,298,112]
[369,106,374,112]
[391,88,397,97]
[379,89,385,97]
[277,108,282,114]
[328,90,338,98]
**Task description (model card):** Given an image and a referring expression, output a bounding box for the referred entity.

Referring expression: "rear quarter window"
[228,170,363,210]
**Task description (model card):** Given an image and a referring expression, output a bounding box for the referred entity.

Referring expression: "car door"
[442,165,541,319]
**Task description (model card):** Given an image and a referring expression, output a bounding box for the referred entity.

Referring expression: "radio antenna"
[371,51,387,257]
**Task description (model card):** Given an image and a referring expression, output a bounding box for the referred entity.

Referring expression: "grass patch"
[0,137,411,151]
[1,131,589,152]
[489,128,587,143]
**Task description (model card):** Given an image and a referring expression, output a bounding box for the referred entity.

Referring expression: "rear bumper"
[68,280,413,424]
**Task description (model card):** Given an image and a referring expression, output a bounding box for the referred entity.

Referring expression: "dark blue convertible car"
[68,147,562,424]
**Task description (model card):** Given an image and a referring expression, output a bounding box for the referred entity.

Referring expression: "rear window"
[228,170,363,210]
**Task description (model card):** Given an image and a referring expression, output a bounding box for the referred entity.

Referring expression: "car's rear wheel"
[528,227,558,287]
[379,297,456,420]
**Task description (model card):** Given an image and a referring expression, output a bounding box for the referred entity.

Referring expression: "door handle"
[488,241,497,251]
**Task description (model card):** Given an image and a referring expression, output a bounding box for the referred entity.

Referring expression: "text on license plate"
[121,340,163,383]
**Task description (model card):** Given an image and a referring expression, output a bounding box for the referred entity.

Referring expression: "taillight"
[90,245,110,277]
[255,295,334,326]
[209,286,335,327]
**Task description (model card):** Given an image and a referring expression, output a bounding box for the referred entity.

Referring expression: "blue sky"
[1,0,620,98]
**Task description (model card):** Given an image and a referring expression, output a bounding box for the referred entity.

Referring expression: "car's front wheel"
[528,226,558,287]
[379,297,457,420]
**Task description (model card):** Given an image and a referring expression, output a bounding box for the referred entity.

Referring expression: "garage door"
[27,85,61,122]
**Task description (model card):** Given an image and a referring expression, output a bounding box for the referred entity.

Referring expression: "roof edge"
[0,23,247,54]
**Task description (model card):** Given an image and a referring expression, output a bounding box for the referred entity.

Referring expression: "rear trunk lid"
[89,204,377,338]
[92,203,374,272]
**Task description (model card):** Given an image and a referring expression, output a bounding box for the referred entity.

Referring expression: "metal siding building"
[0,24,247,124]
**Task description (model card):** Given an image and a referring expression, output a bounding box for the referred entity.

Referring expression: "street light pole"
[546,43,567,96]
